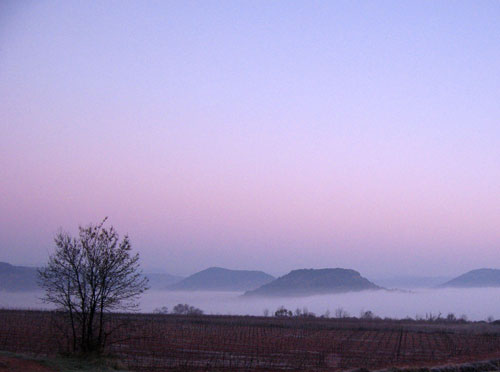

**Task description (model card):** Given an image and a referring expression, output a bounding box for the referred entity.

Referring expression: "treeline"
[154,303,203,315]
[270,306,477,323]
[153,304,498,324]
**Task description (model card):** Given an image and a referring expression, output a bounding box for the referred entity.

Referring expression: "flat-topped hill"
[244,268,381,297]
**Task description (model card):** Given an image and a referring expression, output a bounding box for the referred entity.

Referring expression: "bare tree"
[38,218,149,354]
[334,307,349,319]
[154,306,169,314]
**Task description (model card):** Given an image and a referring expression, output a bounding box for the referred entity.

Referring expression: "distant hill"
[145,273,184,290]
[439,269,500,288]
[168,267,275,292]
[244,268,381,297]
[373,275,452,289]
[0,261,182,292]
[0,262,39,291]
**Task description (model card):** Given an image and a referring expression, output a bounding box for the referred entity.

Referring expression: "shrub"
[172,304,203,315]
[274,306,292,317]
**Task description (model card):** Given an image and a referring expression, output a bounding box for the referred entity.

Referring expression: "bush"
[153,306,169,314]
[360,310,375,320]
[172,304,203,315]
[446,313,456,322]
[274,306,292,317]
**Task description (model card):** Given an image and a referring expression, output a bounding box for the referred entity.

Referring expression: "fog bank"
[140,289,500,321]
[2,288,499,321]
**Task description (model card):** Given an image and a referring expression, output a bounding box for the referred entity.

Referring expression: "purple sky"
[1,1,499,277]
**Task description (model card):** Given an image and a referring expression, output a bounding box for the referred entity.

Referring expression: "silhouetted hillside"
[168,267,275,292]
[0,262,39,291]
[244,268,381,297]
[0,261,182,292]
[439,269,500,288]
[146,273,184,289]
[373,275,452,289]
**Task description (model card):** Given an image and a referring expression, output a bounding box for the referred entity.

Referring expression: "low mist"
[2,288,499,321]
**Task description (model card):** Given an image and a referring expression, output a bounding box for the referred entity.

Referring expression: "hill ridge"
[439,268,500,288]
[0,261,40,291]
[168,267,275,292]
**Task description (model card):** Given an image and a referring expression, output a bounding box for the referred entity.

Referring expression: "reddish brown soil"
[0,355,57,372]
[1,310,499,371]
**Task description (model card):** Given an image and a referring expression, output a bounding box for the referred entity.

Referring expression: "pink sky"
[1,1,499,277]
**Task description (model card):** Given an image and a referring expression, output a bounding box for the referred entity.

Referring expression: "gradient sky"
[1,1,499,278]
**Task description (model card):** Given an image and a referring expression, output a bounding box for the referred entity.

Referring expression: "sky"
[0,1,499,278]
